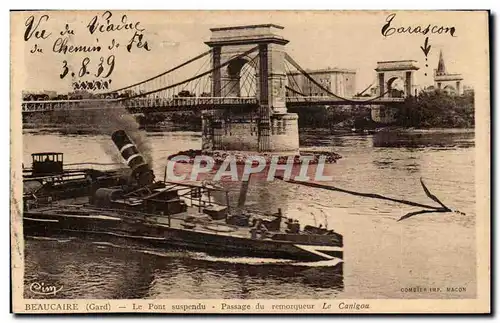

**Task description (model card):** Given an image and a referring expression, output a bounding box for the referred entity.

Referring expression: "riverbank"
[299,126,475,136]
[22,122,199,134]
[23,122,475,136]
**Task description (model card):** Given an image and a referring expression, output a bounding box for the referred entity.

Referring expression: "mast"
[237,173,252,209]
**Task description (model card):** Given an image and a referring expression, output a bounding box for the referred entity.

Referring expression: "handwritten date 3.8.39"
[60,55,115,79]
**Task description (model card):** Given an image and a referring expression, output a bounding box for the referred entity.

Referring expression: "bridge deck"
[21,96,405,113]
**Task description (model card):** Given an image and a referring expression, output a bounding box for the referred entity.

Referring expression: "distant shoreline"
[22,124,475,136]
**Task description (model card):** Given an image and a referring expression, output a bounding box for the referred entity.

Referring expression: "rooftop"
[206,23,288,46]
[434,73,463,81]
[375,60,419,71]
[210,24,284,32]
[376,60,418,64]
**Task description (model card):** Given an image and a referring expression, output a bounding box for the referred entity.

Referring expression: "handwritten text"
[381,13,457,37]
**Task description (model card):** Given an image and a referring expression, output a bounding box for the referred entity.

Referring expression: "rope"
[275,176,459,222]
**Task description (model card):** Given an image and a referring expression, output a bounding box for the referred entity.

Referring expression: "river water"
[22,128,476,299]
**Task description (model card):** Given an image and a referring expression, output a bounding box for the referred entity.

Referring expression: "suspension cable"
[356,78,376,97]
[180,53,210,94]
[239,66,252,96]
[285,53,396,104]
[239,58,257,96]
[192,55,212,95]
[284,61,309,102]
[217,54,257,98]
[285,53,348,101]
[285,60,305,96]
[117,46,259,101]
[201,69,212,95]
[285,85,307,97]
[243,67,257,98]
[104,49,212,95]
[221,59,253,97]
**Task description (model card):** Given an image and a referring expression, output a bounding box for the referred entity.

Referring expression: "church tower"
[434,50,463,95]
[436,50,447,76]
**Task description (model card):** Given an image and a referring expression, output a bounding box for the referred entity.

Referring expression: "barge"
[23,130,343,262]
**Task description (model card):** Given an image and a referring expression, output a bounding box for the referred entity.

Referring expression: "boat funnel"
[111,130,154,186]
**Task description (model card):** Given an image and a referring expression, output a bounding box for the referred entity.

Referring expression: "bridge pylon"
[203,24,299,152]
[375,60,419,98]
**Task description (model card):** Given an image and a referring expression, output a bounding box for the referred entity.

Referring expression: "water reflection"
[300,128,474,150]
[300,129,371,149]
[22,128,476,299]
[25,237,343,299]
[372,130,474,148]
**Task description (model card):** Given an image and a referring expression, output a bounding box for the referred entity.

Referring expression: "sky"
[12,10,489,94]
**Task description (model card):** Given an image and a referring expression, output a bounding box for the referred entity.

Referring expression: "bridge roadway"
[21,96,405,114]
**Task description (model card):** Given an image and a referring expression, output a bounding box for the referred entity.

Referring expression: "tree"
[395,90,474,128]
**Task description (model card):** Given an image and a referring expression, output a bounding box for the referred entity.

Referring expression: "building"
[286,68,357,98]
[433,50,463,95]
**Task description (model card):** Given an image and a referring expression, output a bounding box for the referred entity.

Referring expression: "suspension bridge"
[22,24,417,152]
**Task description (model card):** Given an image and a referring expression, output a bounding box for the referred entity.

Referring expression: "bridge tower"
[372,60,419,123]
[202,24,299,152]
[375,60,419,98]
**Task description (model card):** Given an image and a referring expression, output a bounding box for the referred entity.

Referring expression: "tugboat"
[23,152,129,207]
[23,130,343,262]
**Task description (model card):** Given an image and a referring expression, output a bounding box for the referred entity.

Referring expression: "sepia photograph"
[10,10,490,313]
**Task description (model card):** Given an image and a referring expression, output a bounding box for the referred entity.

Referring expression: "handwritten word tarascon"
[381,13,457,37]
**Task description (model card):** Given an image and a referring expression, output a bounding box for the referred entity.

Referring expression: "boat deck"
[25,190,343,249]
[27,204,266,240]
[149,214,254,239]
[25,202,343,261]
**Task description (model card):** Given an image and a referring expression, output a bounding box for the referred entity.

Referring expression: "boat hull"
[23,209,343,262]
